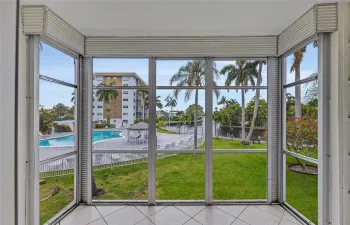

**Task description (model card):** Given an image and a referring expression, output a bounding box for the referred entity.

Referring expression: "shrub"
[240,140,250,145]
[286,115,318,169]
[54,124,72,132]
[95,124,106,129]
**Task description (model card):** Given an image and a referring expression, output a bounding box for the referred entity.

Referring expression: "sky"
[39,42,318,111]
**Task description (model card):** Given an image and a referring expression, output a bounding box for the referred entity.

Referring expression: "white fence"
[39,137,205,178]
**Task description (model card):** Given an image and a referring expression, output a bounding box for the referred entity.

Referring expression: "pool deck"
[39,131,202,161]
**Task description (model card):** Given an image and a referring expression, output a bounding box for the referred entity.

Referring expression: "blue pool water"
[40,131,121,147]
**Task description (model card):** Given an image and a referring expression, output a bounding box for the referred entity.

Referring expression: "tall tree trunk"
[245,62,262,141]
[241,89,246,140]
[194,89,198,149]
[295,66,301,119]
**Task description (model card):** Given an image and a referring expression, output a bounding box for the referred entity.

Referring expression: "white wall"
[0,1,16,225]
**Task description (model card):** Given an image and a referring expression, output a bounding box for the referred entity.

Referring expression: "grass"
[157,128,178,134]
[40,138,316,224]
[40,176,74,225]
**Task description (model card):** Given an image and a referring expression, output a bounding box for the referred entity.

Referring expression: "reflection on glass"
[39,81,75,224]
[93,153,148,200]
[213,90,267,147]
[213,153,266,200]
[92,88,149,150]
[286,155,318,224]
[156,154,205,200]
[155,89,205,150]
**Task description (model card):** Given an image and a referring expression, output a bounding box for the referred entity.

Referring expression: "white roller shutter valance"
[85,36,278,57]
[278,3,337,56]
[22,5,85,57]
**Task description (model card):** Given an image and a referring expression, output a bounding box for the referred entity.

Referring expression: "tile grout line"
[94,206,109,225]
[252,205,285,219]
[97,205,129,218]
[174,205,207,219]
[176,205,206,225]
[133,205,158,225]
[278,210,286,225]
[213,205,245,218]
[229,205,249,225]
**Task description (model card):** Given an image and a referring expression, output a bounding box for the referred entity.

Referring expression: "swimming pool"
[40,130,122,147]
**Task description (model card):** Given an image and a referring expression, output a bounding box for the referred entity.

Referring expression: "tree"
[39,106,58,134]
[164,95,177,126]
[95,81,118,126]
[220,60,258,140]
[245,99,268,128]
[180,113,191,126]
[245,60,266,141]
[213,107,222,138]
[286,115,318,170]
[53,103,70,118]
[290,47,306,119]
[170,60,220,148]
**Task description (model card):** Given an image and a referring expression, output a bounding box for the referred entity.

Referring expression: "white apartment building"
[93,72,148,126]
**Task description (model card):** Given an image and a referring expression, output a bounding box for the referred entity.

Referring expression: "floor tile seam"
[174,205,207,219]
[94,205,109,225]
[96,205,129,218]
[251,205,284,218]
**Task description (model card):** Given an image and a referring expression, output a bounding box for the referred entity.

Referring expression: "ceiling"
[20,0,339,36]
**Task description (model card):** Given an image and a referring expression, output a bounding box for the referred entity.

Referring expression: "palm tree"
[290,47,306,119]
[71,92,75,103]
[165,96,177,126]
[245,60,266,141]
[220,60,258,141]
[95,81,118,126]
[170,60,220,148]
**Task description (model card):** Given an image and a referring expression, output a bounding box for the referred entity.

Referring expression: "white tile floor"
[58,204,304,225]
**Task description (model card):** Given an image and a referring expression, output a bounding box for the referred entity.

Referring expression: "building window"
[134,106,135,109]
[97,113,102,116]
[123,105,128,108]
[134,113,135,116]
[123,84,128,86]
[123,98,128,101]
[113,77,117,80]
[134,99,135,102]
[107,77,111,80]
[123,91,128,94]
[97,106,102,108]
[123,113,128,115]
[123,76,129,81]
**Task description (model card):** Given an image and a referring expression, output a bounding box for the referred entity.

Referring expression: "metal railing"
[40,151,76,178]
[39,137,206,178]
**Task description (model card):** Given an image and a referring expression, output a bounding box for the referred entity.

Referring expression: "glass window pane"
[214,60,267,87]
[156,154,204,200]
[93,58,148,86]
[285,43,318,84]
[212,89,267,148]
[40,42,75,84]
[155,89,205,150]
[93,153,148,200]
[92,88,149,151]
[286,155,317,224]
[285,83,318,159]
[213,153,266,200]
[39,81,76,224]
[156,60,206,87]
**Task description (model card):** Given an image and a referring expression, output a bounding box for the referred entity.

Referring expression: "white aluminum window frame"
[26,35,81,225]
[280,34,330,225]
[90,57,269,204]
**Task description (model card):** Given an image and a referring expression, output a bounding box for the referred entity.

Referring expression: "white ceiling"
[20,0,339,36]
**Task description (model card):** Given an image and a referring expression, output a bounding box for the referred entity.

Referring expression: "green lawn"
[40,138,317,224]
[157,128,178,134]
